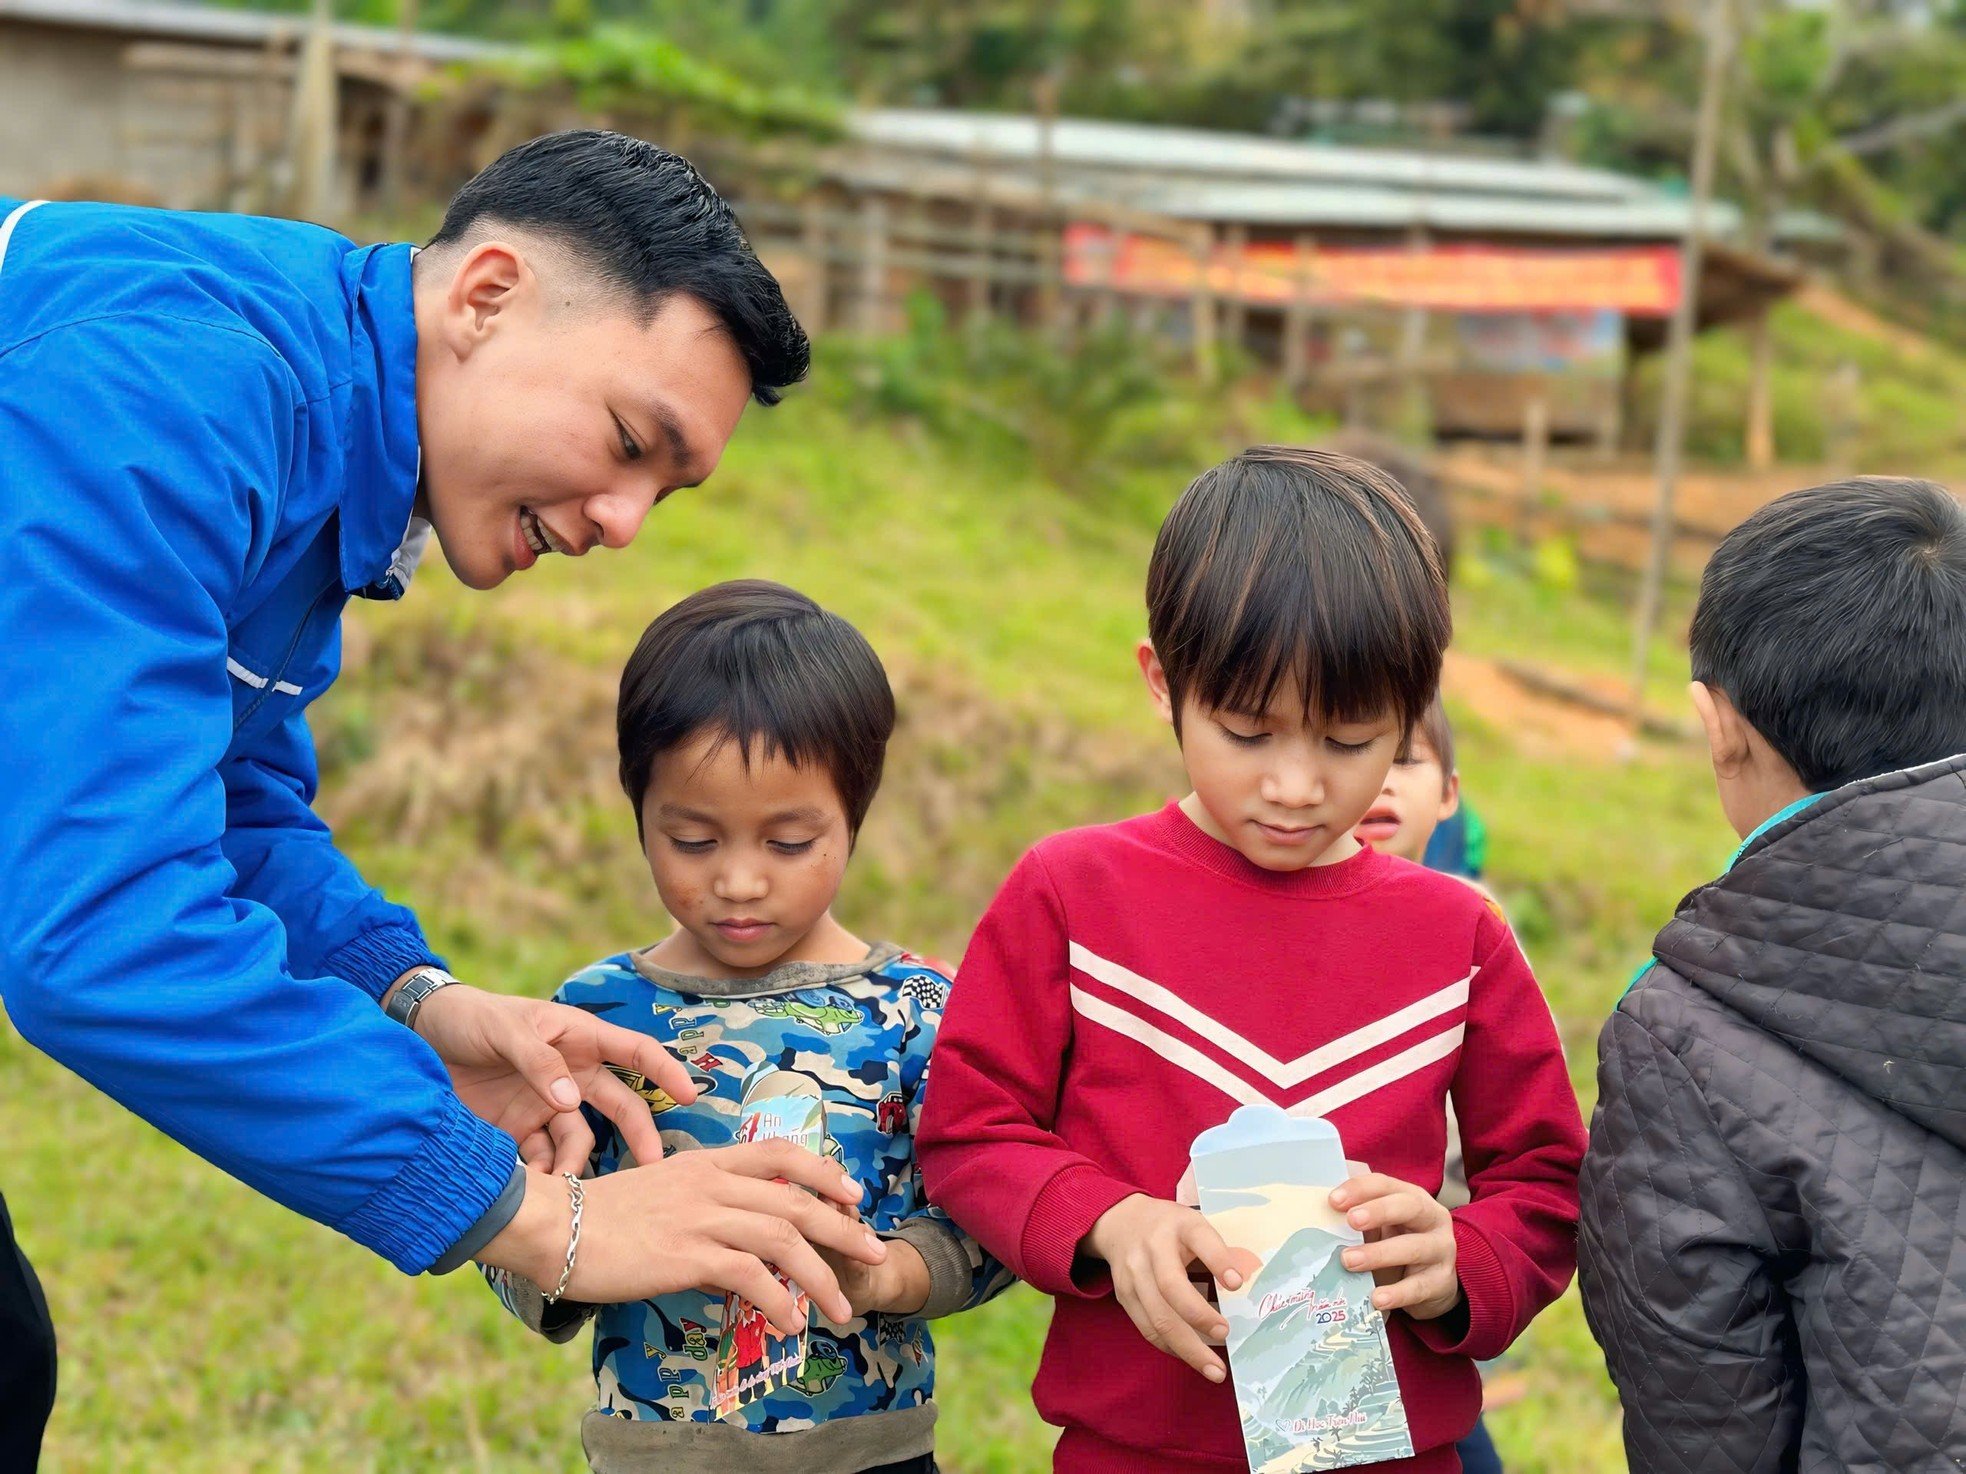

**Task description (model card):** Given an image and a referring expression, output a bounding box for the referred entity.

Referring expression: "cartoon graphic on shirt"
[484,948,1013,1436]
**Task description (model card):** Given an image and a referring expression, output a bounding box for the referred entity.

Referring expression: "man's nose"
[586,482,660,550]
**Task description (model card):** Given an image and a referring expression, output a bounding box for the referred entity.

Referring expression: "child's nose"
[1266,761,1324,809]
[713,864,769,902]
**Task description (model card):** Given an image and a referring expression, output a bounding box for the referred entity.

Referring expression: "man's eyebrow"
[646,399,700,481]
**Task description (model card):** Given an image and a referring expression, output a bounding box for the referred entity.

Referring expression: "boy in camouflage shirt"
[485,581,1006,1474]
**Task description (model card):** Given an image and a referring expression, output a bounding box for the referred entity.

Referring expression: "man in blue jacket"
[0,131,886,1464]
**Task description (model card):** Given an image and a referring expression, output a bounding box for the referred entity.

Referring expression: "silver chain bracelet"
[545,1172,585,1304]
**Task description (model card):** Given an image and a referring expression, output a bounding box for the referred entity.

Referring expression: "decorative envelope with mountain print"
[1192,1106,1414,1474]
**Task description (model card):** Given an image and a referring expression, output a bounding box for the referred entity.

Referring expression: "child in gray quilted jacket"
[1579,476,1966,1473]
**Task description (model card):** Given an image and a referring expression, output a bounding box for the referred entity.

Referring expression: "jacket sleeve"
[1412,908,1587,1363]
[915,849,1137,1299]
[875,963,1014,1319]
[1579,1003,1800,1474]
[221,696,438,999]
[0,317,514,1273]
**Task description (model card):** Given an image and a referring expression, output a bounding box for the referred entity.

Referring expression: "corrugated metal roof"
[845,107,1774,243]
[852,108,1658,205]
[0,0,498,63]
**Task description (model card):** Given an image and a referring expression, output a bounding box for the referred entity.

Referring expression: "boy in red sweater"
[917,447,1585,1472]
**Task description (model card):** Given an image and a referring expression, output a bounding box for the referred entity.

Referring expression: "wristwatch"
[385,966,460,1032]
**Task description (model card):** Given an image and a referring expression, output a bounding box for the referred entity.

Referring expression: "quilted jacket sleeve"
[1578,999,1800,1473]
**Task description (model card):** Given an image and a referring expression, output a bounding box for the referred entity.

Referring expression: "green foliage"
[491,25,843,140]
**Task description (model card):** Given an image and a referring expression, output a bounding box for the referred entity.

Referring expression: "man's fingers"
[713,1210,854,1326]
[504,1022,582,1114]
[716,1172,881,1265]
[547,1109,593,1177]
[710,1252,809,1336]
[717,1138,865,1207]
[518,1130,554,1173]
[587,1069,665,1166]
[587,1019,698,1106]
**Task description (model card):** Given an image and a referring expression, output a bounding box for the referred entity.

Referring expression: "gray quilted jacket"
[1579,755,1966,1474]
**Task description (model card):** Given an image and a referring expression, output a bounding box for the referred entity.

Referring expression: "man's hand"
[478,1140,887,1333]
[816,1236,930,1320]
[1330,1173,1461,1321]
[1083,1193,1244,1383]
[388,979,696,1173]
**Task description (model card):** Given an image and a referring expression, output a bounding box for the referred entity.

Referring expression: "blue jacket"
[0,198,514,1272]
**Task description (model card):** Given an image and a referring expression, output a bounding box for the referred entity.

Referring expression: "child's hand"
[1329,1174,1461,1322]
[815,1237,930,1320]
[1084,1194,1245,1383]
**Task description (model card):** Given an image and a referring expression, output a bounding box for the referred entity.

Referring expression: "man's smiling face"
[413,237,754,590]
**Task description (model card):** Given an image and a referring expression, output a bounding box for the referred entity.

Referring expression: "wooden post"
[1518,387,1550,546]
[1629,0,1733,729]
[378,0,420,216]
[1223,224,1249,355]
[856,192,888,338]
[1743,300,1776,469]
[799,193,830,333]
[285,0,339,222]
[1191,225,1219,379]
[1283,233,1314,391]
[1034,72,1066,343]
[966,200,993,331]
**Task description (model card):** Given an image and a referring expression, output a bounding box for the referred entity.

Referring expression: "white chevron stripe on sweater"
[1068,986,1267,1107]
[1068,941,1472,1089]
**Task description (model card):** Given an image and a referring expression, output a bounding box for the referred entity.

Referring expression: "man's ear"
[1137,640,1177,727]
[438,240,533,358]
[1689,681,1750,777]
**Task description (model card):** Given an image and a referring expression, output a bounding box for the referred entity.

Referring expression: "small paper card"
[1191,1105,1414,1473]
[710,1082,827,1420]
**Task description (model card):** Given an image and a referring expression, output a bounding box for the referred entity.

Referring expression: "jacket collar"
[337,241,423,600]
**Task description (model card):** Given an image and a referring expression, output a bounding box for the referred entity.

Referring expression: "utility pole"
[1628,0,1734,731]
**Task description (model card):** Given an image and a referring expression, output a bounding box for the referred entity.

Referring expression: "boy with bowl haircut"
[1580,477,1966,1472]
[918,448,1585,1472]
[485,580,1005,1474]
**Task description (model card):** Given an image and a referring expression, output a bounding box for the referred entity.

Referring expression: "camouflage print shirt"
[484,942,1011,1474]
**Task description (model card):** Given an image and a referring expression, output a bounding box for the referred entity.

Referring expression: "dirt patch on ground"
[1444,650,1661,763]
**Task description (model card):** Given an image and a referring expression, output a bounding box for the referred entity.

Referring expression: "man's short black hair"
[1691,476,1966,791]
[618,580,895,839]
[1146,446,1450,738]
[431,130,809,405]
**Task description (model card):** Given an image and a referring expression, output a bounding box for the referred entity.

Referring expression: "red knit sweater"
[917,804,1585,1473]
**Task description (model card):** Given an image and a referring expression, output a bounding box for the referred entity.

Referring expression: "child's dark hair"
[1415,695,1456,778]
[617,580,896,838]
[1146,446,1450,737]
[1690,476,1966,791]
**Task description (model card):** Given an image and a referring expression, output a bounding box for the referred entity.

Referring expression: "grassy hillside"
[1,337,1735,1472]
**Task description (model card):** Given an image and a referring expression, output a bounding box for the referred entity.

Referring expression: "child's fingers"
[1116,1272,1227,1383]
[1157,1257,1230,1345]
[1328,1173,1408,1210]
[1180,1216,1247,1294]
[1341,1189,1442,1236]
[1341,1232,1446,1276]
[1370,1265,1459,1315]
